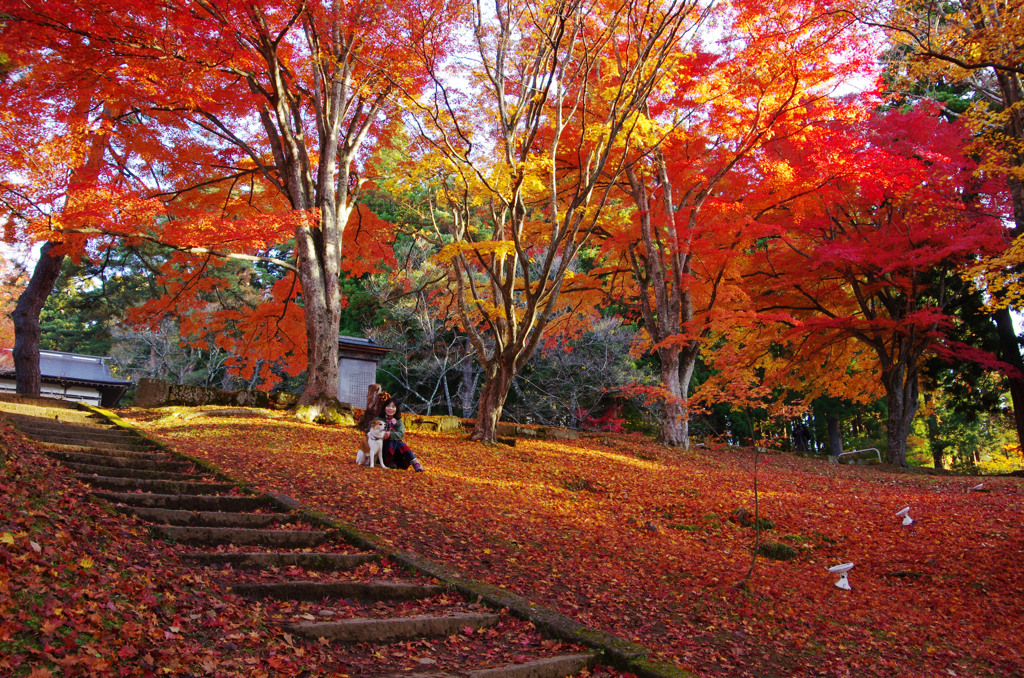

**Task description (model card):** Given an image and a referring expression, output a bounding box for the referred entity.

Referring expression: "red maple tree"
[740,107,1009,465]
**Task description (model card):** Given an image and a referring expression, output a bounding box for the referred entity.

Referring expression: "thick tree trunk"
[883,365,919,467]
[470,364,514,442]
[658,345,698,449]
[659,349,686,447]
[299,295,341,405]
[294,208,343,411]
[12,242,65,396]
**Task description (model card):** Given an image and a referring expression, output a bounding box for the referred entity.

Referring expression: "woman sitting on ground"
[380,397,425,472]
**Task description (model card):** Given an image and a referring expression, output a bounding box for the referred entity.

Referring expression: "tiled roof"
[338,335,390,355]
[0,349,130,386]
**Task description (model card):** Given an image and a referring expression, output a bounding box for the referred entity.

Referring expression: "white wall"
[0,379,102,406]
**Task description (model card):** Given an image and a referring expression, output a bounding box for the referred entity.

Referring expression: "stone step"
[230,580,445,602]
[91,491,272,512]
[116,506,300,528]
[0,393,82,409]
[64,462,205,481]
[77,475,236,494]
[151,525,331,548]
[30,432,159,452]
[467,653,598,678]
[8,412,129,435]
[288,612,500,643]
[367,654,597,678]
[181,552,379,570]
[18,424,145,446]
[60,446,175,461]
[47,450,189,471]
[0,397,99,422]
[7,413,112,429]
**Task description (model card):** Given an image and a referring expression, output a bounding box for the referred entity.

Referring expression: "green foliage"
[338,276,387,337]
[39,249,163,355]
[912,380,1019,472]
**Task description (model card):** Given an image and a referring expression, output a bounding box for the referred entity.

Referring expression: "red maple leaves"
[126,410,1024,677]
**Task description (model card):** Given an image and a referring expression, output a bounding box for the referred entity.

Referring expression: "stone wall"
[133,378,300,410]
[494,421,580,440]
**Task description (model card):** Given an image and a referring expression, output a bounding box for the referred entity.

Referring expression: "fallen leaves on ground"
[0,418,611,677]
[125,410,1024,677]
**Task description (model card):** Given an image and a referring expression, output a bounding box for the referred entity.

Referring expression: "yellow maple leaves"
[434,240,518,265]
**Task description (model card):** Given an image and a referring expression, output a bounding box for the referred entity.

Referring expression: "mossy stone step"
[77,475,235,494]
[64,462,205,481]
[91,491,271,512]
[152,525,331,547]
[230,580,444,602]
[117,506,301,528]
[181,552,379,570]
[16,424,145,445]
[288,612,500,643]
[47,450,189,471]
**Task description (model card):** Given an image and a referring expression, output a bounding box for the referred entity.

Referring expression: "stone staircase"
[0,394,606,678]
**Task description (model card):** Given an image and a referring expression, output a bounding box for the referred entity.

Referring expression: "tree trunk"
[658,345,698,448]
[923,393,945,470]
[470,364,514,442]
[294,209,342,411]
[827,415,843,457]
[927,413,945,470]
[12,242,65,396]
[658,349,686,447]
[882,365,919,467]
[12,97,106,397]
[993,306,1024,449]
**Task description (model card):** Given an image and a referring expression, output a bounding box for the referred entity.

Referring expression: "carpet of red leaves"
[0,420,595,677]
[124,410,1024,678]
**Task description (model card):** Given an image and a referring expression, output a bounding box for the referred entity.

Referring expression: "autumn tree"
[862,0,1024,450]
[2,0,462,413]
[0,67,114,396]
[744,109,1007,466]
[0,256,23,351]
[592,0,877,447]
[400,0,706,441]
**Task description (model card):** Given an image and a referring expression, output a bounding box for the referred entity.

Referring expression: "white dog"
[356,419,387,468]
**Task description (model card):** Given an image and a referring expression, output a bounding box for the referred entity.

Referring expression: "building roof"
[0,349,131,386]
[338,335,391,357]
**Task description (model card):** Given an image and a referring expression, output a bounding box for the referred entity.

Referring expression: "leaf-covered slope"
[0,420,598,677]
[128,410,1024,677]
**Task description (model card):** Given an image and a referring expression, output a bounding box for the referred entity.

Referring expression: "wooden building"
[0,349,131,407]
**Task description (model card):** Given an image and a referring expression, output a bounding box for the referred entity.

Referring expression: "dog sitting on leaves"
[356,418,387,468]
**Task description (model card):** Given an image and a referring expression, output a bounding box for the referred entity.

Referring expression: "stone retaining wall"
[134,378,301,410]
